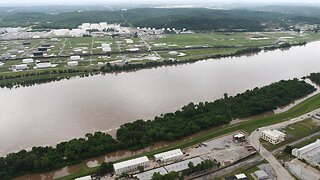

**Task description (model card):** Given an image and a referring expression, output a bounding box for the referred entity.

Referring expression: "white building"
[70,56,81,61]
[22,58,34,64]
[15,64,28,70]
[67,61,79,67]
[0,62,4,67]
[125,39,134,44]
[53,29,70,36]
[113,156,149,175]
[261,129,286,145]
[154,149,184,163]
[292,139,320,168]
[36,62,52,69]
[102,43,111,52]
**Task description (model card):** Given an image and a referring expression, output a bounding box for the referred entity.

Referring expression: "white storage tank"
[67,61,79,67]
[22,58,34,64]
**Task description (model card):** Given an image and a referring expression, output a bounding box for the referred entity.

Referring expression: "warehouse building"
[164,157,203,173]
[113,156,149,175]
[70,56,81,61]
[14,64,28,70]
[36,61,52,69]
[260,129,286,145]
[33,51,44,57]
[133,167,168,180]
[67,61,79,67]
[154,149,184,163]
[292,139,320,168]
[22,58,34,64]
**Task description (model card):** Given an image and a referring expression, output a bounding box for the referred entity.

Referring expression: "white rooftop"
[235,173,247,179]
[234,133,245,138]
[254,170,268,179]
[113,156,149,170]
[154,149,183,160]
[262,129,285,138]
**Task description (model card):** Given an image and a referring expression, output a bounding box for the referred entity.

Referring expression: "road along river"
[1,41,320,156]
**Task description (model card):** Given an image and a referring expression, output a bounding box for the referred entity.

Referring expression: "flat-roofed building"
[14,64,28,70]
[154,149,184,163]
[113,156,149,175]
[164,157,203,173]
[261,129,286,145]
[254,170,268,180]
[292,139,320,168]
[75,175,91,180]
[133,167,168,180]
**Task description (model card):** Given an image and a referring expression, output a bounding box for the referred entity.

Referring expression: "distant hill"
[0,7,319,31]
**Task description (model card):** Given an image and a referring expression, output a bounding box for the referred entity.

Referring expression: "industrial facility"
[292,139,320,168]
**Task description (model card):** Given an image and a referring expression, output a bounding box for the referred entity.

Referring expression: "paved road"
[248,108,320,180]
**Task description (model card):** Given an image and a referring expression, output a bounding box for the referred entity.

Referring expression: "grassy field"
[261,119,320,150]
[55,92,320,180]
[149,32,320,50]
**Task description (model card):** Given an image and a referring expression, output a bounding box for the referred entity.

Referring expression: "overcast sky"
[1,0,320,6]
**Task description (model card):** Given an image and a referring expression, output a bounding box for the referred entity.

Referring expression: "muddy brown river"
[1,41,320,158]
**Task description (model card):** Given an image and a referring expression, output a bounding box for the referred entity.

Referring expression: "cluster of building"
[292,139,320,168]
[113,148,186,176]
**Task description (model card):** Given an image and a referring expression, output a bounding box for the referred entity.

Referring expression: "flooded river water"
[1,42,320,159]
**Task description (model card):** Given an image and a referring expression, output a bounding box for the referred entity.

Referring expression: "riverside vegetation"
[0,78,316,179]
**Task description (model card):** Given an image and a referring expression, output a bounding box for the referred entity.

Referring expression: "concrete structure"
[133,167,168,180]
[233,132,246,143]
[125,39,134,44]
[254,170,269,180]
[67,61,79,67]
[14,64,28,70]
[102,43,111,52]
[53,29,70,36]
[260,129,286,144]
[154,149,184,163]
[22,58,34,64]
[235,173,247,179]
[36,62,52,69]
[128,48,139,52]
[73,49,83,55]
[292,139,320,168]
[164,157,203,173]
[113,156,149,175]
[75,175,91,180]
[70,56,81,61]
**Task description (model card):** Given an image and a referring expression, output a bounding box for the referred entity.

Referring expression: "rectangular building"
[292,139,320,168]
[261,129,286,145]
[154,149,184,163]
[113,156,149,175]
[164,157,203,173]
[133,167,168,180]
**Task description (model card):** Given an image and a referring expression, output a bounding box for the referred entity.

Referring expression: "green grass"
[261,119,320,150]
[56,165,99,180]
[55,93,320,180]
